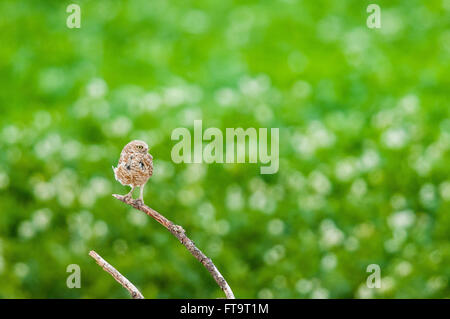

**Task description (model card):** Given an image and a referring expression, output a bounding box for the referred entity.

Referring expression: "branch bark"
[112,194,235,299]
[89,250,144,299]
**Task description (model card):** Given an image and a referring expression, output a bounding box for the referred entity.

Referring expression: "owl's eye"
[137,145,143,150]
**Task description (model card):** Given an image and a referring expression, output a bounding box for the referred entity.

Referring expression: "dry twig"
[89,250,144,299]
[112,194,235,299]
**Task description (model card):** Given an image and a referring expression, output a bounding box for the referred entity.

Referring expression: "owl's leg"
[138,184,145,202]
[125,186,135,199]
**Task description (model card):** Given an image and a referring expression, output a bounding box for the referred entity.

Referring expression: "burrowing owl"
[113,140,153,202]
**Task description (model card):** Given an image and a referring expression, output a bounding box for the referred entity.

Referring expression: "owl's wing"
[118,151,135,168]
[118,148,129,165]
[142,153,153,177]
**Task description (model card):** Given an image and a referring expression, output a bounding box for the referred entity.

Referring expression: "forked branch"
[112,194,235,299]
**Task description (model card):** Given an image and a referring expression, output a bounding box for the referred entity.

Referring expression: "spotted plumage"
[113,140,153,202]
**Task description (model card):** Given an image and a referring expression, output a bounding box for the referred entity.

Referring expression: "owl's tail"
[112,166,119,182]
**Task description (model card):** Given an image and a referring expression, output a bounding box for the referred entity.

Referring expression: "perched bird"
[113,140,153,202]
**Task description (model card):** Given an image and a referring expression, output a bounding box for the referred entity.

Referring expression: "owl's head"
[127,140,149,153]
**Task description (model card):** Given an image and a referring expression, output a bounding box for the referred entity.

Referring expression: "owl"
[112,140,153,202]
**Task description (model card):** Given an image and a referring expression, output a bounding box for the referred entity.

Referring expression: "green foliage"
[0,0,449,298]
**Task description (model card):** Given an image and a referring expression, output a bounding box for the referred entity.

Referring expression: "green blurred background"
[0,0,449,298]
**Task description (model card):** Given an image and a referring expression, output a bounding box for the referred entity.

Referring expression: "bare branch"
[89,250,144,299]
[112,194,236,299]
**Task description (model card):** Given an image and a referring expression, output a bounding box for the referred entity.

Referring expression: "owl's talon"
[121,193,134,203]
